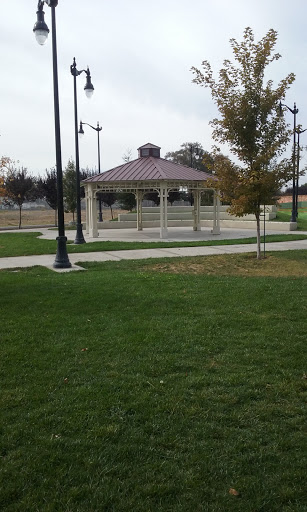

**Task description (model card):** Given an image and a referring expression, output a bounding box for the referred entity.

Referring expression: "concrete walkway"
[1,226,307,272]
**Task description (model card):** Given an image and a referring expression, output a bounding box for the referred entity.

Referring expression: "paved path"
[0,227,306,272]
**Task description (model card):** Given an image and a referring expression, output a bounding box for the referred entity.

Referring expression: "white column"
[217,194,221,233]
[89,186,98,238]
[85,187,89,234]
[211,191,221,235]
[136,190,144,231]
[159,185,168,239]
[193,190,201,231]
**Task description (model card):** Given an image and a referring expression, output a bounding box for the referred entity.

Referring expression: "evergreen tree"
[165,142,213,172]
[38,168,57,225]
[63,159,77,221]
[117,192,136,211]
[144,192,160,206]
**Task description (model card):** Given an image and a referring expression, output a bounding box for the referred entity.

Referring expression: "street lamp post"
[189,144,200,169]
[279,101,299,222]
[70,58,94,244]
[33,0,71,268]
[79,121,103,221]
[296,127,307,216]
[189,145,200,205]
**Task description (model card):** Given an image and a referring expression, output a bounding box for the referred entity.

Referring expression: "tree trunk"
[256,213,261,259]
[110,205,113,220]
[19,206,22,229]
[55,209,57,227]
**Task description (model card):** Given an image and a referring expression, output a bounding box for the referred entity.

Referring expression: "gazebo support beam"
[87,185,98,238]
[211,191,221,235]
[136,190,144,231]
[193,190,201,231]
[159,185,168,239]
[85,189,89,234]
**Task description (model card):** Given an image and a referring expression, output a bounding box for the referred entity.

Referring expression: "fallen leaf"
[229,488,240,496]
[81,348,88,352]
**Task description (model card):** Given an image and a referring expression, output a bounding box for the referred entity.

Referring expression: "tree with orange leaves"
[0,156,11,197]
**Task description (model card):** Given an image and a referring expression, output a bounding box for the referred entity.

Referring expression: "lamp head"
[78,122,85,137]
[33,2,49,45]
[84,68,94,98]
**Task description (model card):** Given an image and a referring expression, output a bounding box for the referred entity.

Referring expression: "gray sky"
[1,0,307,176]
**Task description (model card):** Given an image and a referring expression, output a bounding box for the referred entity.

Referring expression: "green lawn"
[1,252,306,511]
[275,208,307,230]
[1,231,307,258]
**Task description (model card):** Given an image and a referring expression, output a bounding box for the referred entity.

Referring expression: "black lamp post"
[189,144,200,169]
[70,58,94,244]
[189,145,200,205]
[279,101,299,222]
[296,127,307,216]
[79,121,103,221]
[33,0,71,268]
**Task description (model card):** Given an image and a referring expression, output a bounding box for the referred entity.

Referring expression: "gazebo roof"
[83,143,213,184]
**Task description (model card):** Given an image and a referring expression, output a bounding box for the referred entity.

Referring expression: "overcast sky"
[1,0,307,177]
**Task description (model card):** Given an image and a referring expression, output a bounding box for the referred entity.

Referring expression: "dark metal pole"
[190,145,196,205]
[97,124,101,173]
[263,204,266,259]
[280,101,299,223]
[291,105,297,223]
[296,128,307,218]
[296,131,300,218]
[79,121,102,221]
[97,124,103,222]
[50,4,71,268]
[72,58,86,244]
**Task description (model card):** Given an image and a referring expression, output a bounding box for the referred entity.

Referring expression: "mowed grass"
[275,208,307,230]
[1,252,306,511]
[1,231,307,258]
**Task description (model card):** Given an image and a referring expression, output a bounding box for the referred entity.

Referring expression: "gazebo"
[83,143,221,239]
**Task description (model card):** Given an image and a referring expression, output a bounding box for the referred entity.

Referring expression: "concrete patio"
[36,225,298,243]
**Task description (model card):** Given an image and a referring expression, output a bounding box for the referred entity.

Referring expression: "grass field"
[1,231,307,259]
[1,251,306,511]
[275,208,307,230]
